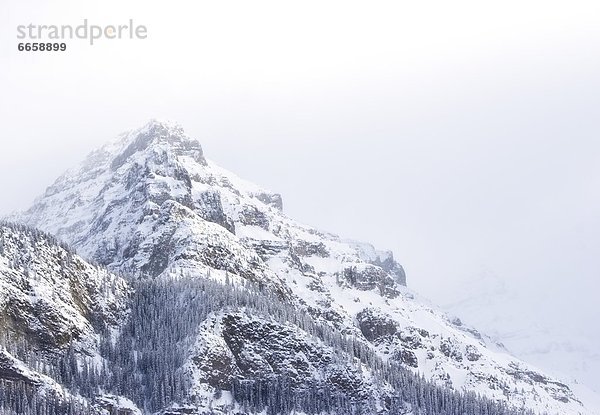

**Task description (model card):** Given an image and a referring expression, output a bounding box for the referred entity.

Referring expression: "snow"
[441,271,600,414]
[11,119,600,415]
[235,224,282,241]
[0,348,66,397]
[94,394,142,415]
[0,224,129,359]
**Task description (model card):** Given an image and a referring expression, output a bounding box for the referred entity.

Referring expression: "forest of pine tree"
[0,222,543,415]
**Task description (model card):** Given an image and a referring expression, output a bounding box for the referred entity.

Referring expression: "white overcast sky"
[1,0,599,352]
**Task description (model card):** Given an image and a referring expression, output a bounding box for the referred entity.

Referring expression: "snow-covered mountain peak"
[40,119,201,196]
[108,118,206,169]
[109,118,195,152]
[11,121,600,414]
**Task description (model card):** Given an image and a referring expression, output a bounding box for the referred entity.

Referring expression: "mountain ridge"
[7,119,598,414]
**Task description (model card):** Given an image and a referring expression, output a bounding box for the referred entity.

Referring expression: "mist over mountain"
[441,271,600,395]
[1,120,598,414]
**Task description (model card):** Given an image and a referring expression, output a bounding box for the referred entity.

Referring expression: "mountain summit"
[9,120,597,414]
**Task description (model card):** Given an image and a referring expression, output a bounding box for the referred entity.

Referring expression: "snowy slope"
[0,222,129,352]
[0,222,136,413]
[13,119,598,414]
[441,271,600,413]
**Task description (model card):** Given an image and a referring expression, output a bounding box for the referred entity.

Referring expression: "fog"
[2,0,599,387]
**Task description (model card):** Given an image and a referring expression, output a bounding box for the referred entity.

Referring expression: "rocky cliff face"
[185,311,385,413]
[0,222,129,352]
[0,222,136,413]
[12,120,596,414]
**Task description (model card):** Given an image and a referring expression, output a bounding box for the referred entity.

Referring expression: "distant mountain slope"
[441,272,600,409]
[11,119,597,414]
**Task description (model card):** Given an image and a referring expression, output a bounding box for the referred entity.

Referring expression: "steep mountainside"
[0,222,135,414]
[12,120,597,414]
[0,223,129,352]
